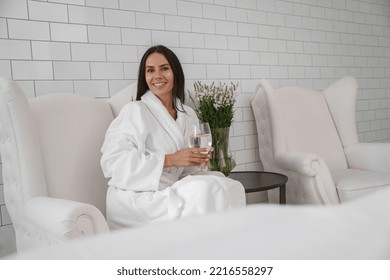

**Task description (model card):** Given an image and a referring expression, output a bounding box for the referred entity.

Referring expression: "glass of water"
[188,122,212,172]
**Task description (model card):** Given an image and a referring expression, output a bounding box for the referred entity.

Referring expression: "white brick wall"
[1,0,390,256]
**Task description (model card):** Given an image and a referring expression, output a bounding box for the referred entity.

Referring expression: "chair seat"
[333,169,390,202]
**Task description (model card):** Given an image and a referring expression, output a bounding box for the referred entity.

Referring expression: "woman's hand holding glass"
[163,147,210,168]
[163,123,212,169]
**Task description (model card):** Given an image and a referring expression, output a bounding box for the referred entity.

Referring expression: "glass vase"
[209,127,236,176]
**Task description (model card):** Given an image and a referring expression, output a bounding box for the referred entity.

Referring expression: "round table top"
[228,171,288,193]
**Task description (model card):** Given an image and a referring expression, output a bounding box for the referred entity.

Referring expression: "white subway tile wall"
[1,0,390,256]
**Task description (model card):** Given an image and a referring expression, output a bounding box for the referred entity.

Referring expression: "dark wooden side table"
[229,171,288,204]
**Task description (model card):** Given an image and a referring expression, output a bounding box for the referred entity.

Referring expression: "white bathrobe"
[101,91,246,229]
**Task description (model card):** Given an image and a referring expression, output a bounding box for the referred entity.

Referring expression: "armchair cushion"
[333,169,390,202]
[345,143,390,172]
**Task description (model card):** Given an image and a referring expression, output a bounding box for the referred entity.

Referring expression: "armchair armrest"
[24,196,109,241]
[274,151,339,204]
[274,151,321,176]
[345,143,390,172]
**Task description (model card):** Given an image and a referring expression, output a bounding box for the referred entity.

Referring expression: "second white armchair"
[251,76,390,205]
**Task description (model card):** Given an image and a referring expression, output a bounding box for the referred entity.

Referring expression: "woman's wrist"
[164,154,172,168]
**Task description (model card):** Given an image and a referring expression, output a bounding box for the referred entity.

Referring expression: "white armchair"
[251,76,390,205]
[0,77,136,253]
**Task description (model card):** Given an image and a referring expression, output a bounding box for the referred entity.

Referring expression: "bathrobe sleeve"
[100,103,165,191]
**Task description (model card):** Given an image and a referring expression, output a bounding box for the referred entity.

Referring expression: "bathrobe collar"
[142,91,186,150]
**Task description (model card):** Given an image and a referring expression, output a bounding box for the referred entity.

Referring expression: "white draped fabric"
[101,91,245,229]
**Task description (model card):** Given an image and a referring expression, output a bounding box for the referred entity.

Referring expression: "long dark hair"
[136,45,185,111]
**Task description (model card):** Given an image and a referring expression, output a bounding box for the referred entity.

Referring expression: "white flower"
[189,81,238,128]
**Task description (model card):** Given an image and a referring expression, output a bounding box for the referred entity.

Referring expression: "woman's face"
[145,52,174,99]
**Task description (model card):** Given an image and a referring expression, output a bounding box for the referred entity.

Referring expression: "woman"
[101,45,245,229]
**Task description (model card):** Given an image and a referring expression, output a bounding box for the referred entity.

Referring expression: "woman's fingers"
[190,147,210,154]
[189,149,210,165]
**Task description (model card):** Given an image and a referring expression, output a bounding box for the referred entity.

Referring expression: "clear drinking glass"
[188,122,212,172]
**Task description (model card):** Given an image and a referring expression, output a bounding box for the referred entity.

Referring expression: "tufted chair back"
[252,76,390,204]
[0,78,48,222]
[0,77,136,252]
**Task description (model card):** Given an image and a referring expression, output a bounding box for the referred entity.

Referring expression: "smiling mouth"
[153,82,166,89]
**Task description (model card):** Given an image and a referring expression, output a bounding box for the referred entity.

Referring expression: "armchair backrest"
[29,95,114,215]
[254,78,350,172]
[107,82,138,117]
